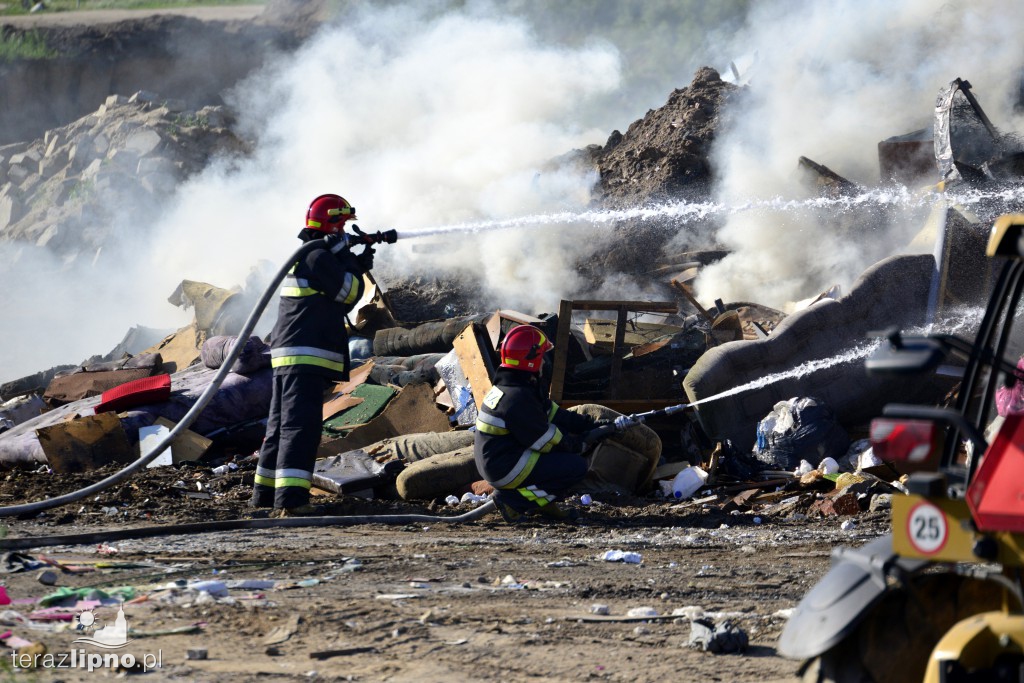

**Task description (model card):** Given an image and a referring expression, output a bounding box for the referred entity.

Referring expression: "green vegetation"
[0,28,57,59]
[0,0,265,16]
[170,111,208,129]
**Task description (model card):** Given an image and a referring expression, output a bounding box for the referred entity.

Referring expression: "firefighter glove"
[560,433,586,454]
[356,245,375,271]
[613,415,640,431]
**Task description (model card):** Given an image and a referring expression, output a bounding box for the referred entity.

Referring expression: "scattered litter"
[188,580,228,598]
[840,519,857,531]
[688,617,749,653]
[671,466,708,500]
[626,607,659,618]
[580,494,593,505]
[309,646,377,660]
[672,606,705,619]
[36,569,57,586]
[186,648,208,660]
[590,604,610,615]
[601,550,642,564]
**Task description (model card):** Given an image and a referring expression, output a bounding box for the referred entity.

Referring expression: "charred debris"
[3,70,1024,524]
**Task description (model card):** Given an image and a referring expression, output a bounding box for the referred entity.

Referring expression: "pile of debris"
[0,263,915,528]
[3,11,1024,526]
[0,91,246,263]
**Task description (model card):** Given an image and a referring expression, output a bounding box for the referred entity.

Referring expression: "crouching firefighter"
[475,324,614,523]
[251,193,375,517]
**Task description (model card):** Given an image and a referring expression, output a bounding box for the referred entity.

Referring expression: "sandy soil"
[0,463,890,682]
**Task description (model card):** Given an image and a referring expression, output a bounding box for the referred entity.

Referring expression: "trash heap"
[2,64,1024,526]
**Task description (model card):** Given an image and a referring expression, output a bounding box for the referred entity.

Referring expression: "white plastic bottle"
[672,466,708,500]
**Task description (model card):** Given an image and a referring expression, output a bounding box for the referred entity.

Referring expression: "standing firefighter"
[475,324,622,523]
[252,194,375,517]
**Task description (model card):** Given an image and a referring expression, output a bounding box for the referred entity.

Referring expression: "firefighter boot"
[533,501,579,523]
[270,503,328,518]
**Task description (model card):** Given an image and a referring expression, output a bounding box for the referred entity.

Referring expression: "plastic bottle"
[672,466,708,500]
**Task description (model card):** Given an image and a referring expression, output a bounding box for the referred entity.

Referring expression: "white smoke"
[6,0,1024,384]
[696,0,1024,308]
[145,4,620,322]
[0,4,620,383]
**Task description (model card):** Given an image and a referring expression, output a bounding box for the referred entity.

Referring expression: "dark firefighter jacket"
[269,235,366,382]
[474,367,595,489]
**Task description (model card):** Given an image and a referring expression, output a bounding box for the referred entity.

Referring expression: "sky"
[3,0,1024,383]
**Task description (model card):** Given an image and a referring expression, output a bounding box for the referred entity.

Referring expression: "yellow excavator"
[780,214,1024,683]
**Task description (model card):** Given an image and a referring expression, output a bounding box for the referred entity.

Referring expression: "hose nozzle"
[350,225,399,246]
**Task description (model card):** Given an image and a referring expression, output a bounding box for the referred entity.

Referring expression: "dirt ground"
[0,464,891,682]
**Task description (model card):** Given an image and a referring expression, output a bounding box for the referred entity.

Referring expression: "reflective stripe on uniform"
[475,412,509,435]
[281,272,318,297]
[256,466,313,479]
[276,477,311,489]
[547,402,559,420]
[476,423,509,435]
[335,272,360,305]
[529,423,561,453]
[255,467,312,489]
[517,485,555,507]
[272,356,348,370]
[271,346,347,373]
[492,449,540,489]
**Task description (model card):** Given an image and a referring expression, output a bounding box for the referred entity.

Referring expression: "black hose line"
[0,238,325,519]
[0,500,496,551]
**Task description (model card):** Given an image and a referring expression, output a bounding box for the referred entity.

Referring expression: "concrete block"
[106,148,138,168]
[125,128,162,156]
[45,135,62,158]
[136,156,175,176]
[0,191,24,230]
[93,133,110,156]
[128,90,160,105]
[81,159,103,181]
[7,165,29,184]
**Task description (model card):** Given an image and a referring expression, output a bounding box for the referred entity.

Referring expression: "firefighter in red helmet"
[475,324,618,522]
[251,194,374,517]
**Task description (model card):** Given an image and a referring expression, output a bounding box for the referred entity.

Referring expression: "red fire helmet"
[499,325,553,373]
[305,194,357,233]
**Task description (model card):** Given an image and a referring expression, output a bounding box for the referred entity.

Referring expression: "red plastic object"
[93,374,172,414]
[869,418,938,463]
[967,414,1024,532]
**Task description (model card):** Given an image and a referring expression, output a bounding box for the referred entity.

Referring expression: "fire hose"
[581,403,691,445]
[0,228,506,548]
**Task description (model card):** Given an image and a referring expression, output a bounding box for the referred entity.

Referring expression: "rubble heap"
[592,66,738,208]
[0,92,247,262]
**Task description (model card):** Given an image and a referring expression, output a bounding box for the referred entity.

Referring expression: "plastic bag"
[753,396,849,470]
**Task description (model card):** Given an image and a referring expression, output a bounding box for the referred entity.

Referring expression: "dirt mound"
[593,66,739,209]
